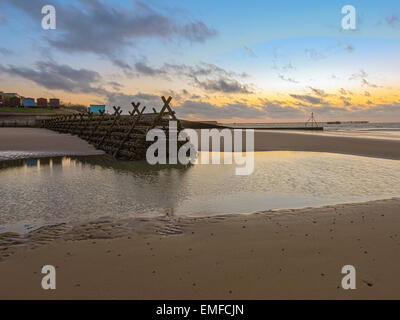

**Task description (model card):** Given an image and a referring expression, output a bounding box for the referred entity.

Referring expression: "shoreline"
[1,197,400,299]
[0,128,104,161]
[0,194,398,235]
[1,127,400,161]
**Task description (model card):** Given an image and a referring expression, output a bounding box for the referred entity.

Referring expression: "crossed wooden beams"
[97,106,122,148]
[112,102,146,158]
[79,111,93,136]
[88,110,106,141]
[150,96,181,130]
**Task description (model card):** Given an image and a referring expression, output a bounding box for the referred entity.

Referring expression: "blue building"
[23,97,35,108]
[89,104,105,114]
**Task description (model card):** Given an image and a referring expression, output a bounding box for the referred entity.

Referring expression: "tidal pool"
[1,151,400,232]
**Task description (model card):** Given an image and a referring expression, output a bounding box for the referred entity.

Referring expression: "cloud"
[184,63,251,93]
[339,88,353,96]
[307,87,327,97]
[293,99,400,121]
[264,102,304,119]
[107,81,123,91]
[176,100,265,119]
[304,48,324,60]
[349,69,380,88]
[106,92,162,112]
[349,69,368,80]
[0,15,7,25]
[193,78,252,94]
[5,0,217,59]
[304,105,352,117]
[386,15,400,28]
[0,61,105,94]
[111,59,133,71]
[339,96,352,107]
[303,41,355,63]
[355,103,400,118]
[164,62,247,79]
[0,47,13,55]
[243,46,257,58]
[345,44,354,53]
[132,61,252,94]
[134,62,166,76]
[361,78,379,88]
[290,94,325,105]
[279,74,298,83]
[179,21,217,43]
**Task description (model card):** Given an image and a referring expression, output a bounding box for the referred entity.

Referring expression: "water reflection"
[0,155,193,228]
[1,152,400,230]
[0,155,191,173]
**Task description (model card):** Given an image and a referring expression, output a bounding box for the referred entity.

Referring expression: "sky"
[0,0,399,122]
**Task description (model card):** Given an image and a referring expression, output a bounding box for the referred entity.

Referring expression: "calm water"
[1,151,400,232]
[229,122,400,140]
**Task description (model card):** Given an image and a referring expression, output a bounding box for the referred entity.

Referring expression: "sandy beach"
[0,198,399,299]
[0,128,399,299]
[196,129,400,160]
[252,130,400,160]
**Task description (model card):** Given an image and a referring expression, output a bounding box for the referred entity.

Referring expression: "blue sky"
[0,0,400,121]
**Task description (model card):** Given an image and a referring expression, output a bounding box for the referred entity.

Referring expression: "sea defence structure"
[42,96,185,160]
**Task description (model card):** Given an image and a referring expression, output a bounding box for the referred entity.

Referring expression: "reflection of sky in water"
[1,151,400,230]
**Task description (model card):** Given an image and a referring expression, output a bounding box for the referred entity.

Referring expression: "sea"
[227,122,400,140]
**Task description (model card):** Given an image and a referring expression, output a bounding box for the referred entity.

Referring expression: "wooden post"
[79,111,93,137]
[97,106,122,148]
[88,110,106,141]
[112,103,145,158]
[66,114,78,133]
[161,95,182,130]
[149,96,172,130]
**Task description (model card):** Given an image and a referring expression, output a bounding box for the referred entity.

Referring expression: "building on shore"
[5,93,21,107]
[22,97,35,108]
[49,98,60,108]
[0,93,61,109]
[89,104,106,114]
[37,98,48,107]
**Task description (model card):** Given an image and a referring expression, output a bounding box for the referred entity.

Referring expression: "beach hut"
[49,98,60,108]
[6,94,21,107]
[89,104,105,114]
[37,98,48,108]
[23,97,35,108]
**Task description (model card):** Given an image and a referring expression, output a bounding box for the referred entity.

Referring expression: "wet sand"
[1,127,400,161]
[0,128,104,160]
[196,129,400,160]
[0,198,399,299]
[252,130,400,160]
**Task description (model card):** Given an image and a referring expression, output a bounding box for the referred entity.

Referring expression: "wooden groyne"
[42,96,185,160]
